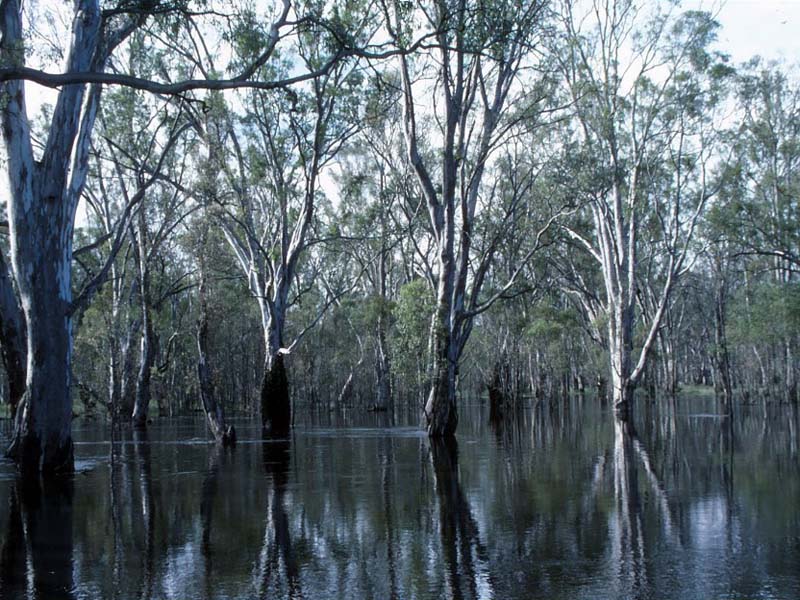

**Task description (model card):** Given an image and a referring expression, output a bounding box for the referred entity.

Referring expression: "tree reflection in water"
[0,405,798,599]
[612,419,646,599]
[132,427,155,600]
[430,437,494,600]
[0,476,75,600]
[257,436,302,599]
[200,443,224,597]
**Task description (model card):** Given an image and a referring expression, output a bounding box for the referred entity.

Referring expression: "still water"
[0,401,799,600]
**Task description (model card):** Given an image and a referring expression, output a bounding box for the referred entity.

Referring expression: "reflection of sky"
[2,410,799,600]
[689,495,732,551]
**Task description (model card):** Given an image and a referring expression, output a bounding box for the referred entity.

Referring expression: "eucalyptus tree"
[714,62,800,402]
[198,21,365,433]
[553,1,731,420]
[0,0,374,473]
[385,0,553,437]
[330,85,412,410]
[77,70,195,425]
[724,63,800,276]
[0,0,149,473]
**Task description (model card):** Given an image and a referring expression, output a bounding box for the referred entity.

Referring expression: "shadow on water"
[0,476,74,600]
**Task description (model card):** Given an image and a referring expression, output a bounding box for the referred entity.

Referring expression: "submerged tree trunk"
[6,223,76,473]
[373,227,392,412]
[374,346,391,412]
[714,280,733,407]
[423,262,458,437]
[262,350,290,436]
[131,207,156,428]
[487,363,505,423]
[131,304,157,428]
[1,0,132,474]
[423,294,458,437]
[196,273,235,446]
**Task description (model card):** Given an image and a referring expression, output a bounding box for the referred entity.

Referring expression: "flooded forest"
[1,0,799,598]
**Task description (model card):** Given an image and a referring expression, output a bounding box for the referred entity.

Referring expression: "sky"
[697,0,800,64]
[23,0,800,110]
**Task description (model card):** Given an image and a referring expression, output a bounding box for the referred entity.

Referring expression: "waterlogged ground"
[0,400,799,600]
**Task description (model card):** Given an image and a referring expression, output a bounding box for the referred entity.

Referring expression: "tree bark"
[423,292,458,437]
[713,279,733,407]
[610,299,636,421]
[196,273,235,446]
[2,0,128,474]
[0,250,26,420]
[5,236,76,473]
[262,351,290,436]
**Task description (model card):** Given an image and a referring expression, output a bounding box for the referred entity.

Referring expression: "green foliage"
[729,282,800,346]
[391,280,434,383]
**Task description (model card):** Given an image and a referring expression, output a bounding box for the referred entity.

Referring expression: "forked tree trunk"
[2,0,121,474]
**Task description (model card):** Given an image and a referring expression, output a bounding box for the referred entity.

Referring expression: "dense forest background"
[1,0,799,464]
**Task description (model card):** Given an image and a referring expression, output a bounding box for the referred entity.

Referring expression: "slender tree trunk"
[375,220,392,410]
[487,362,505,423]
[375,342,391,411]
[714,311,733,406]
[118,320,137,419]
[610,300,635,421]
[131,208,156,428]
[423,235,458,437]
[374,247,392,412]
[196,271,235,446]
[131,303,157,428]
[785,340,797,405]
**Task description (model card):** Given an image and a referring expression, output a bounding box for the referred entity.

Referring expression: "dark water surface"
[0,401,799,600]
